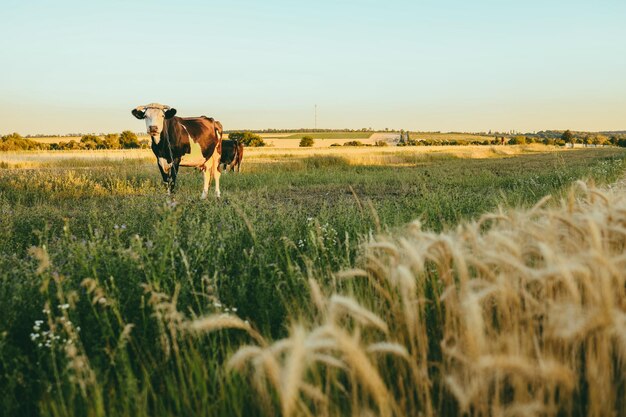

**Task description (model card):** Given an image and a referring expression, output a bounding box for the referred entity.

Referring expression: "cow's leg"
[157,159,173,194]
[169,161,179,193]
[201,159,212,199]
[212,152,221,198]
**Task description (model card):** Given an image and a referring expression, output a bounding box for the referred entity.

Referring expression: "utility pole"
[314,104,317,130]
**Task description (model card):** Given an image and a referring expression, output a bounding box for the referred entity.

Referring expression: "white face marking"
[144,108,166,141]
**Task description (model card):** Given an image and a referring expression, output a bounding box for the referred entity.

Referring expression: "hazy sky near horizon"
[1,0,625,135]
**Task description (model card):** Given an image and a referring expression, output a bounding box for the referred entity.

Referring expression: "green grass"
[282,132,374,139]
[0,148,624,417]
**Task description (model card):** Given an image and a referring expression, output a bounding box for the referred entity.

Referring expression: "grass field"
[0,146,624,417]
[282,132,375,140]
[23,131,497,149]
[408,132,494,142]
[21,131,512,153]
[27,132,377,145]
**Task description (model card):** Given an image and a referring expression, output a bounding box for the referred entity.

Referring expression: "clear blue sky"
[1,0,625,135]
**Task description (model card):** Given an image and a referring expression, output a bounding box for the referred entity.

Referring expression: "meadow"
[26,131,500,149]
[407,132,494,142]
[0,145,625,417]
[282,132,374,140]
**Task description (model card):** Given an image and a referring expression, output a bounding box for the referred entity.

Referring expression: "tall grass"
[230,182,626,417]
[0,148,624,416]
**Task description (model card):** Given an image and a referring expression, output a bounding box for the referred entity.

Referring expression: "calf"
[219,139,244,173]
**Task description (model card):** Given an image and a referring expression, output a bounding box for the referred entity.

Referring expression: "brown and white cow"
[132,103,223,199]
[219,139,244,173]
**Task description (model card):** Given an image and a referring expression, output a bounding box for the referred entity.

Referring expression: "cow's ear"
[164,108,177,119]
[132,109,146,119]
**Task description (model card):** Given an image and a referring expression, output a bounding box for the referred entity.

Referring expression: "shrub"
[374,140,388,147]
[344,140,365,147]
[229,132,265,147]
[299,136,314,147]
[51,140,82,150]
[80,134,108,150]
[119,131,141,149]
[0,133,48,151]
[508,136,527,145]
[103,133,121,150]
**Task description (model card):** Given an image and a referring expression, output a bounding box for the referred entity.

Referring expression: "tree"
[561,130,574,145]
[0,133,48,151]
[299,136,314,147]
[594,134,608,146]
[80,134,106,150]
[228,132,265,147]
[103,133,120,149]
[119,131,140,149]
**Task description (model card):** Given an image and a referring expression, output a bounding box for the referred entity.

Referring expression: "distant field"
[409,132,494,142]
[24,132,391,148]
[25,136,74,144]
[0,144,574,169]
[283,132,375,139]
[26,134,152,144]
[26,132,498,146]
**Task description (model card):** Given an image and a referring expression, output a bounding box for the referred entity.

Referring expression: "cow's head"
[132,103,177,139]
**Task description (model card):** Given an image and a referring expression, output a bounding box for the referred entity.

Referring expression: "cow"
[131,103,223,199]
[219,139,244,173]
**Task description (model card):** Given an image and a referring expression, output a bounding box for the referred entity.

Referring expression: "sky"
[0,0,625,135]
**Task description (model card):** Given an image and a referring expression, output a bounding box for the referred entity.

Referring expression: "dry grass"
[229,181,626,417]
[0,144,563,169]
[0,149,153,168]
[240,144,566,169]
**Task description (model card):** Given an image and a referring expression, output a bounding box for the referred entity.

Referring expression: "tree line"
[0,131,270,151]
[3,130,626,152]
[0,131,145,151]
